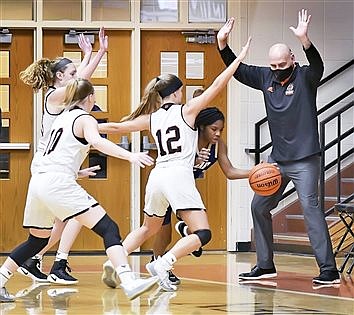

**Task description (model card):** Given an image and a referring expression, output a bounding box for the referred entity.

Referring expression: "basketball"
[248,162,282,196]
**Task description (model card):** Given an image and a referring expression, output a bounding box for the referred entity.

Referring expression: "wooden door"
[43,30,132,251]
[140,31,228,251]
[0,30,34,252]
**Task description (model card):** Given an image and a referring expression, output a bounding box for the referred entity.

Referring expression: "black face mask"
[272,65,294,82]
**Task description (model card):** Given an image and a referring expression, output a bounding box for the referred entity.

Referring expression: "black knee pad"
[92,214,122,250]
[193,229,212,246]
[9,234,49,266]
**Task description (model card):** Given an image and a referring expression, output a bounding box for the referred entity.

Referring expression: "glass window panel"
[0,118,9,142]
[0,0,33,20]
[186,52,204,79]
[43,0,82,21]
[0,153,10,179]
[63,51,82,70]
[186,85,203,102]
[0,85,10,112]
[160,52,178,76]
[92,0,130,21]
[0,51,9,78]
[93,86,107,112]
[89,152,107,178]
[141,0,178,22]
[189,0,226,23]
[91,52,107,78]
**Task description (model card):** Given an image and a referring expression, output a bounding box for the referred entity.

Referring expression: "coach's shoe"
[0,287,15,303]
[238,265,277,280]
[146,257,177,292]
[18,258,49,283]
[175,221,203,258]
[120,276,158,300]
[102,260,118,289]
[312,270,340,285]
[48,260,78,285]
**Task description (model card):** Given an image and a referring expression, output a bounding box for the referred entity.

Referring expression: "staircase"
[272,163,354,253]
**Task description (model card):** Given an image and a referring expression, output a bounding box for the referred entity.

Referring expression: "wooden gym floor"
[1,252,353,314]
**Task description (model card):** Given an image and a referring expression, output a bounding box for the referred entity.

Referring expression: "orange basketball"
[248,162,282,196]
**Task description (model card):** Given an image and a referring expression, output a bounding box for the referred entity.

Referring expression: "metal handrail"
[320,101,354,214]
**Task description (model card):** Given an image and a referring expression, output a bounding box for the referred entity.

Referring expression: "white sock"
[0,266,13,287]
[117,264,133,284]
[183,225,188,236]
[162,252,177,267]
[55,251,68,261]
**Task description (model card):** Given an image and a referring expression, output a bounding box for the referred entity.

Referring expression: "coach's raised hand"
[217,17,235,50]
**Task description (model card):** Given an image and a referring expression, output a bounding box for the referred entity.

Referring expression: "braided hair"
[195,107,225,129]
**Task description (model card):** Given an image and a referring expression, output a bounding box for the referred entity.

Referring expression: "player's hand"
[237,36,252,61]
[98,27,108,53]
[196,148,210,164]
[78,33,92,55]
[129,151,154,168]
[77,165,101,178]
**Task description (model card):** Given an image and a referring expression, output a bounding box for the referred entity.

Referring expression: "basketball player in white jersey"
[17,28,108,284]
[98,37,251,291]
[0,79,158,302]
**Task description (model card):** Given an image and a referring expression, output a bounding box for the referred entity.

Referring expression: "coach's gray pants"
[251,154,337,272]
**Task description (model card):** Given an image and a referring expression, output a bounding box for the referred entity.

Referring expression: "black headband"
[158,76,183,98]
[53,58,72,73]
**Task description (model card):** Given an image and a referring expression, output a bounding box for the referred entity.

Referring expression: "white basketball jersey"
[31,87,64,174]
[150,103,198,168]
[36,107,91,177]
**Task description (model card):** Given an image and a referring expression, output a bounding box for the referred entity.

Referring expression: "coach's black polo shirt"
[219,43,324,162]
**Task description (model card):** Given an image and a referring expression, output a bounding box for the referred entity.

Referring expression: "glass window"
[0,51,10,78]
[93,86,107,112]
[0,85,10,112]
[186,52,204,79]
[92,0,130,21]
[91,52,107,78]
[0,0,33,20]
[63,51,82,70]
[186,85,203,102]
[189,0,226,23]
[141,0,178,22]
[43,0,82,21]
[160,52,178,76]
[0,118,9,142]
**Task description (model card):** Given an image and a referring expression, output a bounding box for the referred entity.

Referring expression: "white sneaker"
[102,260,118,289]
[120,276,158,300]
[146,258,177,292]
[0,287,15,303]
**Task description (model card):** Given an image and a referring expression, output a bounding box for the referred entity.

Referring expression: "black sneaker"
[312,270,340,285]
[47,260,78,285]
[238,265,277,280]
[18,258,49,282]
[175,221,203,258]
[168,270,181,285]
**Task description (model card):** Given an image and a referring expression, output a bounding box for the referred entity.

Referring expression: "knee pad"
[92,214,122,249]
[193,229,212,246]
[9,234,49,266]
